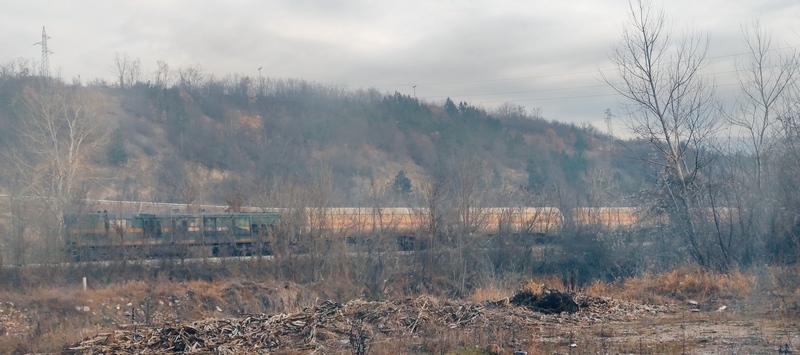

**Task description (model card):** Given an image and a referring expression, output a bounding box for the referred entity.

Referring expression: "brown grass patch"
[467,285,512,303]
[612,266,754,304]
[520,275,568,294]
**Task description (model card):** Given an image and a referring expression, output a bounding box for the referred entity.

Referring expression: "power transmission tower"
[35,26,52,77]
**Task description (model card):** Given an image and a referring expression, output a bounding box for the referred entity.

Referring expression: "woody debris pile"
[66,291,672,354]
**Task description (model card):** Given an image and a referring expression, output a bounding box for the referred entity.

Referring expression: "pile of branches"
[65,296,483,354]
[66,292,672,353]
[509,290,579,314]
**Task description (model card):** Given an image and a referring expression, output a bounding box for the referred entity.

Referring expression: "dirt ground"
[545,311,800,354]
[2,266,799,354]
[59,291,800,354]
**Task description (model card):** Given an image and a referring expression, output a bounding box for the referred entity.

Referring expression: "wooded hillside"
[0,73,637,208]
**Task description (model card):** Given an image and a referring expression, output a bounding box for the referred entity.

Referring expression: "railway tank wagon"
[571,207,641,230]
[481,207,563,236]
[289,207,564,250]
[300,207,564,237]
[295,207,424,250]
[65,211,280,261]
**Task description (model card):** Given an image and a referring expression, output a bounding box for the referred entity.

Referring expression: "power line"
[400,57,795,105]
[460,80,744,106]
[343,44,800,92]
[0,44,36,62]
[421,84,609,99]
[347,69,598,88]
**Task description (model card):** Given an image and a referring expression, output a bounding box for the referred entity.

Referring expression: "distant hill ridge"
[0,76,647,208]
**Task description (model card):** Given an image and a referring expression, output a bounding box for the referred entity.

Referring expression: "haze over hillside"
[0,72,641,207]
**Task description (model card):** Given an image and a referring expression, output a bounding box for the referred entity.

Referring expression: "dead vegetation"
[65,290,672,354]
[588,266,756,309]
[1,265,798,354]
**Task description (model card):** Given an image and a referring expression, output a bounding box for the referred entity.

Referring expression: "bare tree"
[113,52,142,88]
[152,60,173,88]
[0,57,37,78]
[723,20,799,261]
[11,82,108,258]
[727,20,798,189]
[306,163,336,282]
[126,57,142,88]
[112,52,131,89]
[602,0,722,268]
[415,173,448,245]
[493,102,528,119]
[449,154,489,236]
[177,64,205,90]
[413,172,449,288]
[1,172,30,266]
[583,165,624,208]
[448,154,492,294]
[774,45,800,262]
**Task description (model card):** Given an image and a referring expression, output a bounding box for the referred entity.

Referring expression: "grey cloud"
[2,0,798,126]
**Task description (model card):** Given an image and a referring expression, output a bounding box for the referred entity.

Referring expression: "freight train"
[65,206,649,261]
[65,211,281,261]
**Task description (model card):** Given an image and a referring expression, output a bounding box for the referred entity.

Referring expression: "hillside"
[0,75,644,208]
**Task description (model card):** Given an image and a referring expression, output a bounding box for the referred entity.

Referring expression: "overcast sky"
[1,0,799,129]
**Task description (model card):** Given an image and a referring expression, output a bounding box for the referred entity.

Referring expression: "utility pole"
[258,66,263,94]
[412,84,417,98]
[35,26,52,77]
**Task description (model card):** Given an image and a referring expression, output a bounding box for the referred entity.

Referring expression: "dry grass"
[467,285,512,303]
[0,285,99,353]
[0,264,778,354]
[608,266,755,305]
[467,267,754,309]
[467,275,571,304]
[583,279,613,296]
[520,275,568,294]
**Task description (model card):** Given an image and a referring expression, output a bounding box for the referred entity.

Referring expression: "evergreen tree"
[391,170,413,194]
[107,129,128,166]
[526,158,545,191]
[444,97,459,117]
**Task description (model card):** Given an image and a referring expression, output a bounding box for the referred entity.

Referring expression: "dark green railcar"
[199,212,280,256]
[65,211,280,261]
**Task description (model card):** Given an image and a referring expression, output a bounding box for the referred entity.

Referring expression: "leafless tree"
[774,45,800,261]
[415,173,448,245]
[413,172,449,288]
[493,102,528,119]
[449,154,490,236]
[126,57,142,88]
[728,20,798,188]
[112,52,132,89]
[152,60,173,88]
[448,154,492,294]
[10,82,108,258]
[305,163,337,282]
[602,0,722,268]
[177,64,205,90]
[0,58,37,78]
[493,102,544,120]
[723,20,799,261]
[2,172,30,266]
[113,52,142,88]
[583,165,624,208]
